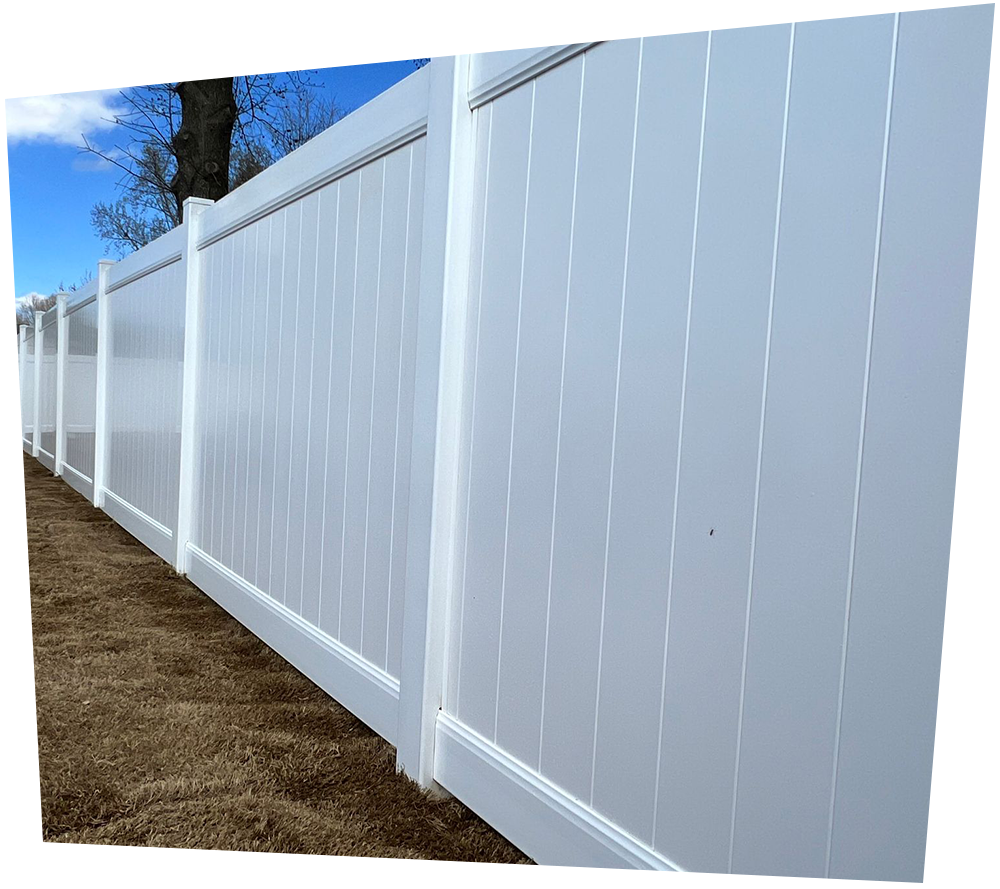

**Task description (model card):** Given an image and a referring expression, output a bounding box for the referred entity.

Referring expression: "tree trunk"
[170,79,237,219]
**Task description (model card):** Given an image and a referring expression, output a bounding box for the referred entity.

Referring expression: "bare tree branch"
[87,73,347,255]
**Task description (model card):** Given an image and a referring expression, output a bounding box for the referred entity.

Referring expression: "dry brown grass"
[24,453,530,863]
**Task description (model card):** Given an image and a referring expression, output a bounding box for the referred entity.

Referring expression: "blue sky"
[6,60,418,299]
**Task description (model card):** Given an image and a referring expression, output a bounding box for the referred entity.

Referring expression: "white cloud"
[5,89,124,147]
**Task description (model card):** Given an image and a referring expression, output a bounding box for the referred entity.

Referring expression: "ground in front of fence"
[23,454,530,863]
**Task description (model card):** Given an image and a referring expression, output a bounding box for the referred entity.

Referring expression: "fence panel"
[21,328,35,451]
[433,7,991,880]
[61,288,99,499]
[37,311,59,470]
[185,67,430,743]
[102,226,188,560]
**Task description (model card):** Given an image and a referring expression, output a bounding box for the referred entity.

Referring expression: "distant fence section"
[37,308,58,469]
[62,285,99,499]
[16,6,992,882]
[19,324,34,451]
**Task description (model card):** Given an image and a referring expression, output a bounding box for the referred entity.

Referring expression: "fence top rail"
[196,64,431,251]
[40,308,58,330]
[105,223,186,295]
[65,291,97,314]
[65,279,98,314]
[467,43,599,108]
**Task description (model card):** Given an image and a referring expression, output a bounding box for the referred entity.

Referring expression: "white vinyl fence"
[37,307,59,469]
[19,324,34,450]
[17,6,992,881]
[101,226,189,559]
[63,286,99,499]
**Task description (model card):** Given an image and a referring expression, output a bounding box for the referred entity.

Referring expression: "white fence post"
[32,310,43,459]
[54,292,68,476]
[174,196,214,573]
[92,259,115,508]
[395,54,477,788]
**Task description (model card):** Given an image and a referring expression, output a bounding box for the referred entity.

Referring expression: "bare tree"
[171,79,238,210]
[14,293,56,332]
[56,269,94,293]
[85,73,344,256]
[14,271,94,332]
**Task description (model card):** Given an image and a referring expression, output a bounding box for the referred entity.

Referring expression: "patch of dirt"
[24,454,530,863]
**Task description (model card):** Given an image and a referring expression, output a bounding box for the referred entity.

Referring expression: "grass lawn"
[23,453,529,863]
